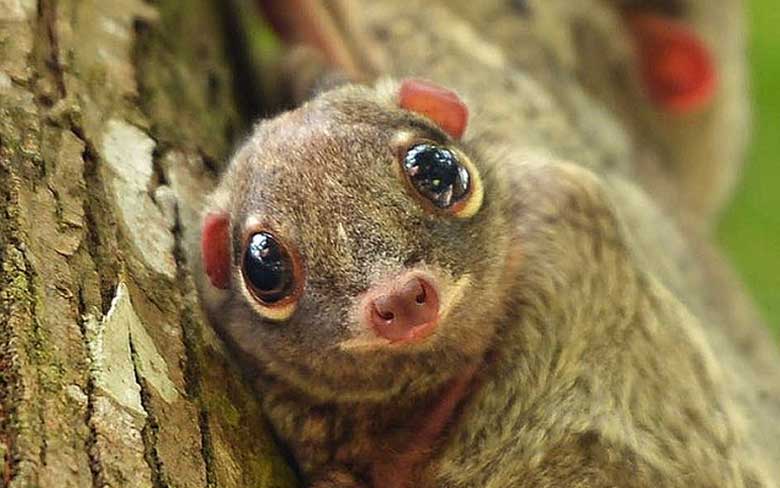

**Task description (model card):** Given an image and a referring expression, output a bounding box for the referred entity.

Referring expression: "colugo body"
[195,1,780,486]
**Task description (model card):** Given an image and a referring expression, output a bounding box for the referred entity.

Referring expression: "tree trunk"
[0,0,296,486]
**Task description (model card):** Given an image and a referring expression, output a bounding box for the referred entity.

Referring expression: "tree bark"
[0,0,296,486]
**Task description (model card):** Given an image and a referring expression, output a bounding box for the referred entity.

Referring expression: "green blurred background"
[719,0,780,336]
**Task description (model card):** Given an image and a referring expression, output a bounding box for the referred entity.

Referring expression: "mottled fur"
[196,1,780,487]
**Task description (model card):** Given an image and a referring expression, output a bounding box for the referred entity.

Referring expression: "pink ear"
[399,79,469,139]
[628,13,717,114]
[202,212,231,289]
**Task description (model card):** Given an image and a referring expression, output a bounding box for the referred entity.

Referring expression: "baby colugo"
[195,76,778,487]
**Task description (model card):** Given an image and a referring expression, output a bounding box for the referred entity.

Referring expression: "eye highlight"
[400,143,483,218]
[241,228,303,321]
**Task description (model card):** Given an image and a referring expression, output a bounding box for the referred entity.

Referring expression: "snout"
[363,273,440,343]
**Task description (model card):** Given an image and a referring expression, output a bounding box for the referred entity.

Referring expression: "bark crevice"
[75,128,121,316]
[35,0,66,101]
[77,313,104,488]
[129,338,170,488]
[73,123,120,488]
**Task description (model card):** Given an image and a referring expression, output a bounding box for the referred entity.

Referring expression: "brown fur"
[195,1,780,486]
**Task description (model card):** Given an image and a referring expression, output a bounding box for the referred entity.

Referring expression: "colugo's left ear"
[399,79,469,139]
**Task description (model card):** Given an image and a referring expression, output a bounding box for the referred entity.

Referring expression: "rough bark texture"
[0,0,296,486]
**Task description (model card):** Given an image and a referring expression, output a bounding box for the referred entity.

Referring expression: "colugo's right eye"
[400,143,484,218]
[241,229,303,321]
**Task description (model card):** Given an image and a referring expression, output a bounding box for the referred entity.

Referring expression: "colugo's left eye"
[401,143,483,218]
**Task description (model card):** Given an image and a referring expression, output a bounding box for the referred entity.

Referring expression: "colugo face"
[202,80,515,402]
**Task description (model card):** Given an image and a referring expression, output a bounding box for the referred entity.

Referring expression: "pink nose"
[368,276,440,343]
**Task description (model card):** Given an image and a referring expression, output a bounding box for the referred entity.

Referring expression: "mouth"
[375,317,440,345]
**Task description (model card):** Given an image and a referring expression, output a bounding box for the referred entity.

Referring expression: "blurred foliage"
[719,0,780,334]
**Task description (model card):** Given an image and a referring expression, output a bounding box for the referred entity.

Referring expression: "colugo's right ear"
[201,211,232,290]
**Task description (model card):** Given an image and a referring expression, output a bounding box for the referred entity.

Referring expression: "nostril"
[377,308,394,321]
[372,294,396,323]
[415,285,426,304]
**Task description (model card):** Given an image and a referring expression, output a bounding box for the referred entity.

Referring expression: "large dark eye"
[403,143,470,209]
[242,231,295,304]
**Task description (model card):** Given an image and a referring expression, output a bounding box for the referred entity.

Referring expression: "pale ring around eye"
[240,227,305,322]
